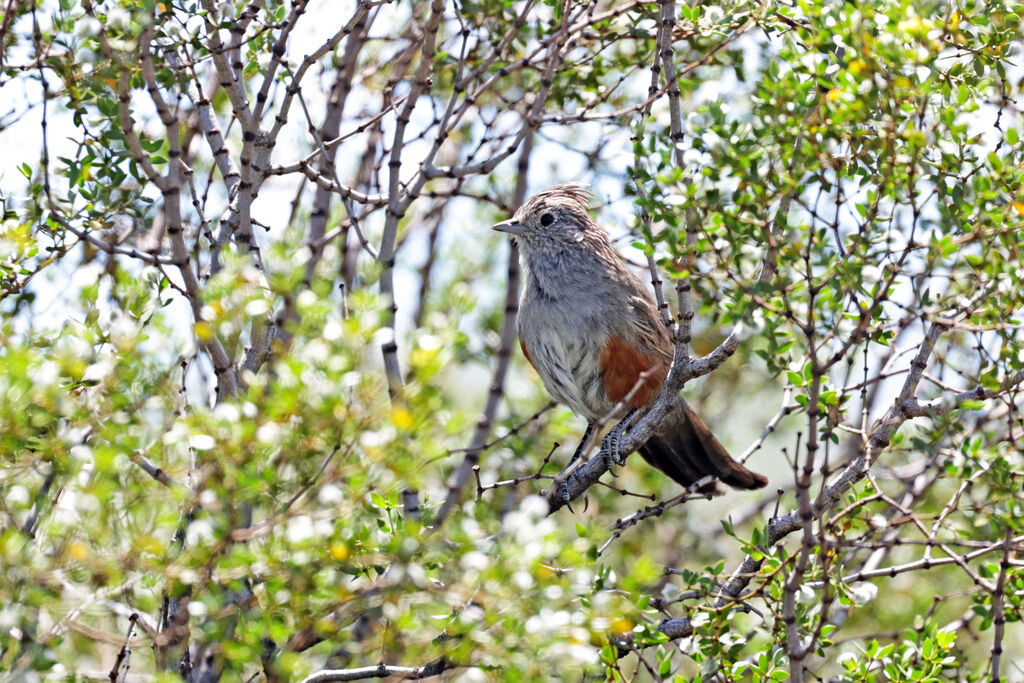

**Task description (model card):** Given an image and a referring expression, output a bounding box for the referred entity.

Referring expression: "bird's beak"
[491,219,525,235]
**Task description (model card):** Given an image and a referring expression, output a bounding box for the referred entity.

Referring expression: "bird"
[492,182,767,497]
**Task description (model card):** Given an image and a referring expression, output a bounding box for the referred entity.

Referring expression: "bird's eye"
[540,212,554,226]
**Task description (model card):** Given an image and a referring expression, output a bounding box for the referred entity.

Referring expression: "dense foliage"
[2,0,1023,681]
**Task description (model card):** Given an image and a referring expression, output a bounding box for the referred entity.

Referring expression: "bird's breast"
[519,293,611,421]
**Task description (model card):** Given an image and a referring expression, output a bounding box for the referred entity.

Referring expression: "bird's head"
[491,182,599,250]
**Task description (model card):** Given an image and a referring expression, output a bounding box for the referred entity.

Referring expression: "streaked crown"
[513,182,594,222]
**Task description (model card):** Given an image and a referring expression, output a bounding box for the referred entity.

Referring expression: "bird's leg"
[567,423,595,468]
[601,409,638,474]
[559,422,595,512]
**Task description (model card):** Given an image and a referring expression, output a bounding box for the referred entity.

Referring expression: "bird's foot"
[557,479,573,513]
[600,445,619,477]
[557,470,589,513]
[601,409,638,474]
[557,423,596,513]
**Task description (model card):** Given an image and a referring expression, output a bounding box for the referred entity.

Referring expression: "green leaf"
[720,518,734,537]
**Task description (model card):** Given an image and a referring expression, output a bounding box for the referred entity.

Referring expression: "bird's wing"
[625,291,673,362]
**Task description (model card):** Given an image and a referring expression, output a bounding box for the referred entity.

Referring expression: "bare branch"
[299,660,450,683]
[378,0,446,397]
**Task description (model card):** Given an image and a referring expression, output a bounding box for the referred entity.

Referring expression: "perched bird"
[492,182,767,496]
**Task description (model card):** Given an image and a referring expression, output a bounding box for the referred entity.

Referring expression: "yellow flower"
[68,540,90,562]
[390,407,414,430]
[610,618,634,635]
[193,321,214,341]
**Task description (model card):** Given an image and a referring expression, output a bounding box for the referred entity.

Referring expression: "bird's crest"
[516,182,593,218]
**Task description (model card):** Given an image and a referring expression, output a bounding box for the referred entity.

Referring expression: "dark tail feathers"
[637,398,767,494]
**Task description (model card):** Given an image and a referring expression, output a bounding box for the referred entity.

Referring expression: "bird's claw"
[558,470,590,513]
[556,423,596,513]
[558,479,574,513]
[601,438,620,477]
[600,409,637,473]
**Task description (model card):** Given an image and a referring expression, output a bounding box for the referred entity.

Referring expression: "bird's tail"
[637,397,768,494]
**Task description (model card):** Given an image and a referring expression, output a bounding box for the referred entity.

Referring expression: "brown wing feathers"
[599,336,667,408]
[598,335,767,492]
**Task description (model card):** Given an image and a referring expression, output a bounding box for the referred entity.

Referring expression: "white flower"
[162,423,187,447]
[189,433,216,450]
[318,484,344,505]
[452,668,487,683]
[244,299,269,316]
[256,422,282,444]
[512,570,534,590]
[185,519,215,546]
[69,445,92,462]
[107,8,132,31]
[360,426,396,448]
[8,486,29,506]
[459,605,484,624]
[683,147,704,167]
[848,582,878,604]
[564,642,599,664]
[323,320,343,341]
[286,516,315,543]
[460,551,490,572]
[303,339,329,364]
[109,314,137,347]
[213,403,240,423]
[76,17,102,38]
[83,359,114,384]
[703,130,724,151]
